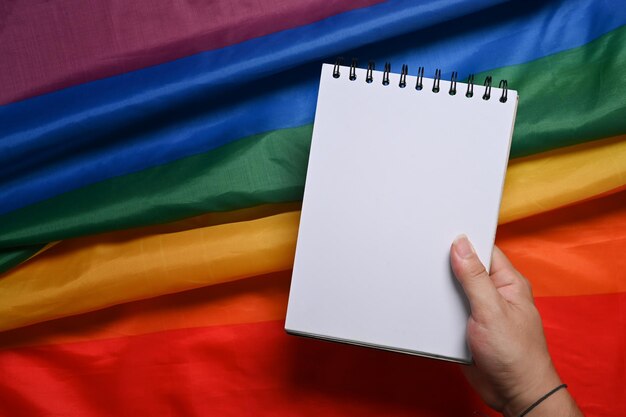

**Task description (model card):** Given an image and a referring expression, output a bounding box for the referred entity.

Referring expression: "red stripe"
[0,321,485,416]
[0,0,382,104]
[1,292,624,416]
[535,294,626,417]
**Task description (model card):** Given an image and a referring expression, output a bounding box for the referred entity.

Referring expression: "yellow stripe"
[0,136,624,332]
[501,135,626,222]
[0,207,300,331]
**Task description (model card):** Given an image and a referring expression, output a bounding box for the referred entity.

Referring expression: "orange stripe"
[497,190,626,297]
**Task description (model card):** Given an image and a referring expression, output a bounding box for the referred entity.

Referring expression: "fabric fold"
[0,245,45,275]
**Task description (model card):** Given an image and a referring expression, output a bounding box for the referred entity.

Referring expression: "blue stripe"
[0,0,624,215]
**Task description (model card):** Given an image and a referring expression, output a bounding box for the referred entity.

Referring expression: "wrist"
[503,386,581,417]
[502,363,562,417]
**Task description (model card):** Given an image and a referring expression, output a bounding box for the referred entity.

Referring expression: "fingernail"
[454,235,475,259]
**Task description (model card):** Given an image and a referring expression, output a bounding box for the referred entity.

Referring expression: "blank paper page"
[285,63,518,363]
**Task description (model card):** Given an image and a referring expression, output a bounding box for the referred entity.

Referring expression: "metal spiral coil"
[382,62,391,86]
[332,58,509,103]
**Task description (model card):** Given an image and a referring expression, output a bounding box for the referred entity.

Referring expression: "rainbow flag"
[1,0,625,415]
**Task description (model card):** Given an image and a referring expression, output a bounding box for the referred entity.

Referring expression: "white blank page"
[285,63,518,363]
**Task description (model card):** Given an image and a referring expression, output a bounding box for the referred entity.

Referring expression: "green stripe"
[0,25,625,251]
[485,22,626,158]
[0,245,45,275]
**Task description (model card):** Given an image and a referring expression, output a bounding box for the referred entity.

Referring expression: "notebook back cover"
[285,64,518,363]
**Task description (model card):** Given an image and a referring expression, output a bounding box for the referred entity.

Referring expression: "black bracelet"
[519,384,568,417]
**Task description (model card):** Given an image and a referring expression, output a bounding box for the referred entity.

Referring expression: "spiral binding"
[332,58,508,103]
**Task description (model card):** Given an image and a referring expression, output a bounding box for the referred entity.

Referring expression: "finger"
[490,246,534,300]
[450,235,502,319]
[489,247,519,288]
[490,246,517,276]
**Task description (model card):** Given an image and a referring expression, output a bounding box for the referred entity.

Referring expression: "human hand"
[450,235,582,417]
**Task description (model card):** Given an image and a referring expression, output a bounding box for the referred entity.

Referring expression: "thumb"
[450,235,501,320]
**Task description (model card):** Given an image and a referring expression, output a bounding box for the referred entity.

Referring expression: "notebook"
[285,60,518,363]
